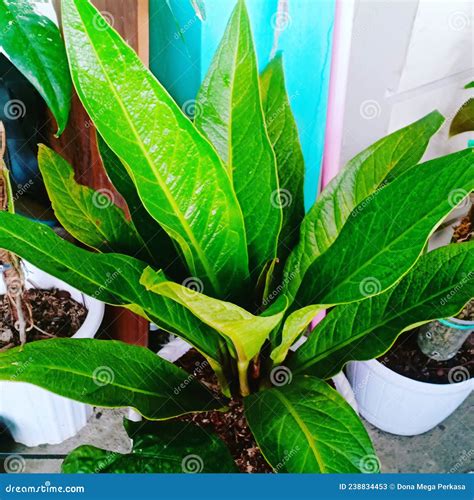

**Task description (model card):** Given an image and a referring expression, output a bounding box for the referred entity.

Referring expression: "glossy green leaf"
[0,212,224,365]
[0,339,222,419]
[270,305,324,365]
[465,81,474,89]
[449,98,474,137]
[298,148,474,306]
[245,376,377,473]
[195,0,282,278]
[141,267,286,364]
[0,0,71,134]
[38,145,147,258]
[283,112,444,303]
[96,134,184,276]
[291,242,474,379]
[63,419,236,473]
[260,53,305,263]
[62,0,249,299]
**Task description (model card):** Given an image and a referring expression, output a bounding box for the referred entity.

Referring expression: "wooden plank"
[48,0,150,347]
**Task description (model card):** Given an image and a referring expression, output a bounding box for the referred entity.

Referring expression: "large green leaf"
[38,145,148,258]
[290,242,474,379]
[0,212,224,365]
[96,134,185,276]
[0,0,71,134]
[244,376,377,473]
[141,268,286,365]
[63,419,236,473]
[297,148,474,306]
[195,0,282,279]
[0,339,222,419]
[282,112,444,304]
[449,98,474,137]
[260,53,305,264]
[62,0,249,299]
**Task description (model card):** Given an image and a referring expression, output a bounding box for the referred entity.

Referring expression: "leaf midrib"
[317,163,472,303]
[70,0,223,294]
[0,360,172,399]
[273,388,327,473]
[295,256,471,374]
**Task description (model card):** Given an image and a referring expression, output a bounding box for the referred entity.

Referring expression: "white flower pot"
[346,359,473,436]
[0,263,105,446]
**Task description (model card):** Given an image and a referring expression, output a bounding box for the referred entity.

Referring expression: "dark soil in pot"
[176,349,272,473]
[0,288,87,349]
[379,327,473,384]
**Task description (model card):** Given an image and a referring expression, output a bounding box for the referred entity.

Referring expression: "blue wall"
[149,0,335,208]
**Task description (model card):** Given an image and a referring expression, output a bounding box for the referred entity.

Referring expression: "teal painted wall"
[149,0,335,208]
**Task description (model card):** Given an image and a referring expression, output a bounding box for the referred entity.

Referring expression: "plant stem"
[238,360,250,397]
[208,358,231,398]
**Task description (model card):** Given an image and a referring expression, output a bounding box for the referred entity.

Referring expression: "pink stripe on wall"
[321,0,355,189]
[312,0,355,330]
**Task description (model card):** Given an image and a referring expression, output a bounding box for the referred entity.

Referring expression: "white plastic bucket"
[0,263,105,446]
[347,359,473,436]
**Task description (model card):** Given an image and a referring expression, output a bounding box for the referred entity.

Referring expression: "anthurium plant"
[0,0,472,473]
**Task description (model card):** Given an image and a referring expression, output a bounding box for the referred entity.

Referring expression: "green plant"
[0,0,71,135]
[0,0,472,473]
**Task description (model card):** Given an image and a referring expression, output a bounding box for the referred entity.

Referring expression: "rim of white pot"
[358,358,473,394]
[439,316,474,328]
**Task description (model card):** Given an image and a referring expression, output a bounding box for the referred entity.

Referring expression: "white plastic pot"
[0,263,105,446]
[346,359,473,436]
